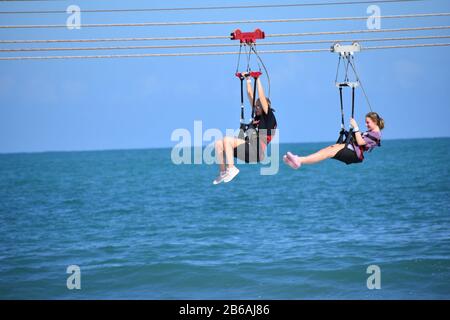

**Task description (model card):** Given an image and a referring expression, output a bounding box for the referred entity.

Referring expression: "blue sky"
[0,0,449,153]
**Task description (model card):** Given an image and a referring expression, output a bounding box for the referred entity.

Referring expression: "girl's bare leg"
[296,144,345,165]
[215,140,226,172]
[223,136,246,169]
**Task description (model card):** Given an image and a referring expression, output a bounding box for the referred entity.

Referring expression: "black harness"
[336,82,357,149]
[236,71,261,162]
[234,38,271,163]
[236,71,260,140]
[334,51,378,161]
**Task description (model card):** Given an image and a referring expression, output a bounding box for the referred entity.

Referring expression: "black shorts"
[233,135,264,163]
[333,147,362,165]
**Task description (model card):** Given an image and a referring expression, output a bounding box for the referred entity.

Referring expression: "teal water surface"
[0,138,449,299]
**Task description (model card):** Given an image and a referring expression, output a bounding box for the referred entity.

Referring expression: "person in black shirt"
[213,72,277,185]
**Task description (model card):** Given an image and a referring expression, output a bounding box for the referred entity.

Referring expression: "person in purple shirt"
[284,112,384,169]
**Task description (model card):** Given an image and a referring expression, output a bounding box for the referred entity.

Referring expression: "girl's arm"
[350,118,367,146]
[353,132,366,146]
[246,76,254,104]
[256,78,269,114]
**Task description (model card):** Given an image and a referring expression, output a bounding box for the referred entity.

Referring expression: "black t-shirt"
[255,107,277,144]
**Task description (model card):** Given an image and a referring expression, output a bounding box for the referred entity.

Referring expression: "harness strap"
[358,145,365,161]
[251,75,258,120]
[365,133,379,141]
[240,76,244,123]
[344,86,356,147]
[364,133,381,146]
[236,73,246,140]
[257,129,260,163]
[344,129,354,148]
[351,86,355,118]
[336,86,346,144]
[251,75,259,161]
[339,87,345,128]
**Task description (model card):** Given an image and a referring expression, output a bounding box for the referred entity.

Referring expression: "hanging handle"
[236,71,262,79]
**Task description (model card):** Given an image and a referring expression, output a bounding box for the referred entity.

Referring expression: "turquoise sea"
[0,138,449,299]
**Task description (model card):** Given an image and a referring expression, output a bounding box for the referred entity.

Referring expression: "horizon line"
[0,136,449,156]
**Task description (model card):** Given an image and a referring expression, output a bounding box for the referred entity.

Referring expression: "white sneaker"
[213,171,227,185]
[223,166,240,183]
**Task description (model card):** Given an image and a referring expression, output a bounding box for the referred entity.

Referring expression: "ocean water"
[0,138,449,300]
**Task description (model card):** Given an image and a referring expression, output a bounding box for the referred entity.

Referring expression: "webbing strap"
[343,86,356,148]
[351,86,355,118]
[336,86,346,144]
[257,130,260,163]
[345,128,354,148]
[240,77,244,123]
[251,77,258,120]
[339,87,345,129]
[365,133,381,146]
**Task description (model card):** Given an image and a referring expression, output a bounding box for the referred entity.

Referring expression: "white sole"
[213,173,227,185]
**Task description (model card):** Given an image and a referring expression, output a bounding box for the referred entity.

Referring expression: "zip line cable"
[365,42,450,50]
[1,12,449,29]
[2,35,449,52]
[0,35,232,44]
[1,43,448,61]
[0,49,332,61]
[266,25,450,38]
[1,26,449,44]
[0,0,423,15]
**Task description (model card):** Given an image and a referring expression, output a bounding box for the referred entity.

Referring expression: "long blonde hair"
[366,112,385,130]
